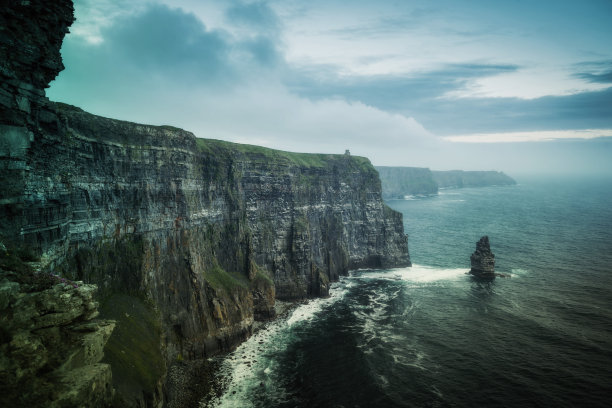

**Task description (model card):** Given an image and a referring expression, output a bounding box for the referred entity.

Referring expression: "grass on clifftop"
[196,138,372,171]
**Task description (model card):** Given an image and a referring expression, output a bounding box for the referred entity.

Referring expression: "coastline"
[168,298,305,407]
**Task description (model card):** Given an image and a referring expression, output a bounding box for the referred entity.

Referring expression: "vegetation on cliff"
[197,138,374,172]
[1,242,115,407]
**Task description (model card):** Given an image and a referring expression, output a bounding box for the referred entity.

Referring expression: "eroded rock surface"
[0,271,114,407]
[470,236,496,278]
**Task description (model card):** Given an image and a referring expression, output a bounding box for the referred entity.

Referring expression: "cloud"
[134,82,436,158]
[576,71,612,83]
[288,62,520,109]
[54,2,286,93]
[444,129,612,143]
[288,62,612,136]
[419,87,612,135]
[225,1,280,33]
[68,0,149,44]
[50,0,612,176]
[573,61,612,84]
[443,66,612,100]
[104,4,230,79]
[50,3,436,166]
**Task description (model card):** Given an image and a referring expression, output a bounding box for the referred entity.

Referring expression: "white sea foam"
[352,264,467,283]
[510,268,529,277]
[205,280,350,407]
[286,280,349,326]
[403,193,435,200]
[208,267,464,407]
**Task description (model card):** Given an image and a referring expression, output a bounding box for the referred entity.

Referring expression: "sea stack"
[470,236,496,278]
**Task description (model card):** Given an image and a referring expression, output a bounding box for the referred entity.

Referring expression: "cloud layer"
[48,0,612,175]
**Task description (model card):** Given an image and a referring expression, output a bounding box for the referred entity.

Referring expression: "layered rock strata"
[1,1,411,406]
[0,267,115,407]
[469,236,496,278]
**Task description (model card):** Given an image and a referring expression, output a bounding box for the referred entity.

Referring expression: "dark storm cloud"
[423,88,612,135]
[288,63,612,135]
[241,36,281,65]
[103,4,231,79]
[58,3,284,90]
[289,63,520,103]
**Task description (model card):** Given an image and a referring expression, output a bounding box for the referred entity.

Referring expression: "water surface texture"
[205,176,612,407]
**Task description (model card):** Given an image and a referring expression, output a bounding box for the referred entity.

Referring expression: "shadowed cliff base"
[0,1,410,406]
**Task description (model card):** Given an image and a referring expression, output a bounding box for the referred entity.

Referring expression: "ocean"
[203,176,612,408]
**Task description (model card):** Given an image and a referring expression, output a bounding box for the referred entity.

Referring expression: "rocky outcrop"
[1,1,410,406]
[469,236,495,278]
[0,260,114,407]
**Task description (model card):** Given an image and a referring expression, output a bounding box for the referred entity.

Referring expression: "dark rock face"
[470,236,495,278]
[0,0,74,127]
[1,1,411,406]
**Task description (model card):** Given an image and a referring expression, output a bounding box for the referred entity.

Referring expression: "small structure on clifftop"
[470,236,496,278]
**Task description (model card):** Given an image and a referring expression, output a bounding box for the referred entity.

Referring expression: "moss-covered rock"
[1,263,115,407]
[99,294,164,407]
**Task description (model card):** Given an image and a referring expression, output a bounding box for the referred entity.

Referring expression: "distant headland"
[376,166,516,199]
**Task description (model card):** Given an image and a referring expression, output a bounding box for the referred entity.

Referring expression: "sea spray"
[203,279,351,407]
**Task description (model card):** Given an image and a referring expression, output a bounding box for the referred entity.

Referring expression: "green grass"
[100,294,165,402]
[158,125,184,132]
[196,137,374,171]
[251,263,274,286]
[204,263,249,293]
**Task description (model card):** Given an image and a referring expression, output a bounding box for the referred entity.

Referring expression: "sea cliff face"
[376,166,516,198]
[1,1,410,406]
[375,166,438,198]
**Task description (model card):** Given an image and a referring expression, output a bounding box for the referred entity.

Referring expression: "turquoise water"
[204,176,612,407]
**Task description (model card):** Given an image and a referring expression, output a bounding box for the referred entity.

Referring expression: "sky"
[48,0,612,176]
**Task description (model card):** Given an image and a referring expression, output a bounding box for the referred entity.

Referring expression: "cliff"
[375,166,438,198]
[376,167,516,198]
[0,1,410,406]
[432,170,516,189]
[0,252,115,407]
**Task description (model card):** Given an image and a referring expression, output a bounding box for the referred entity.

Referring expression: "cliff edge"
[0,1,410,406]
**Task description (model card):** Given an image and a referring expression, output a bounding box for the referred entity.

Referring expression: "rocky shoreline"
[168,298,305,407]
